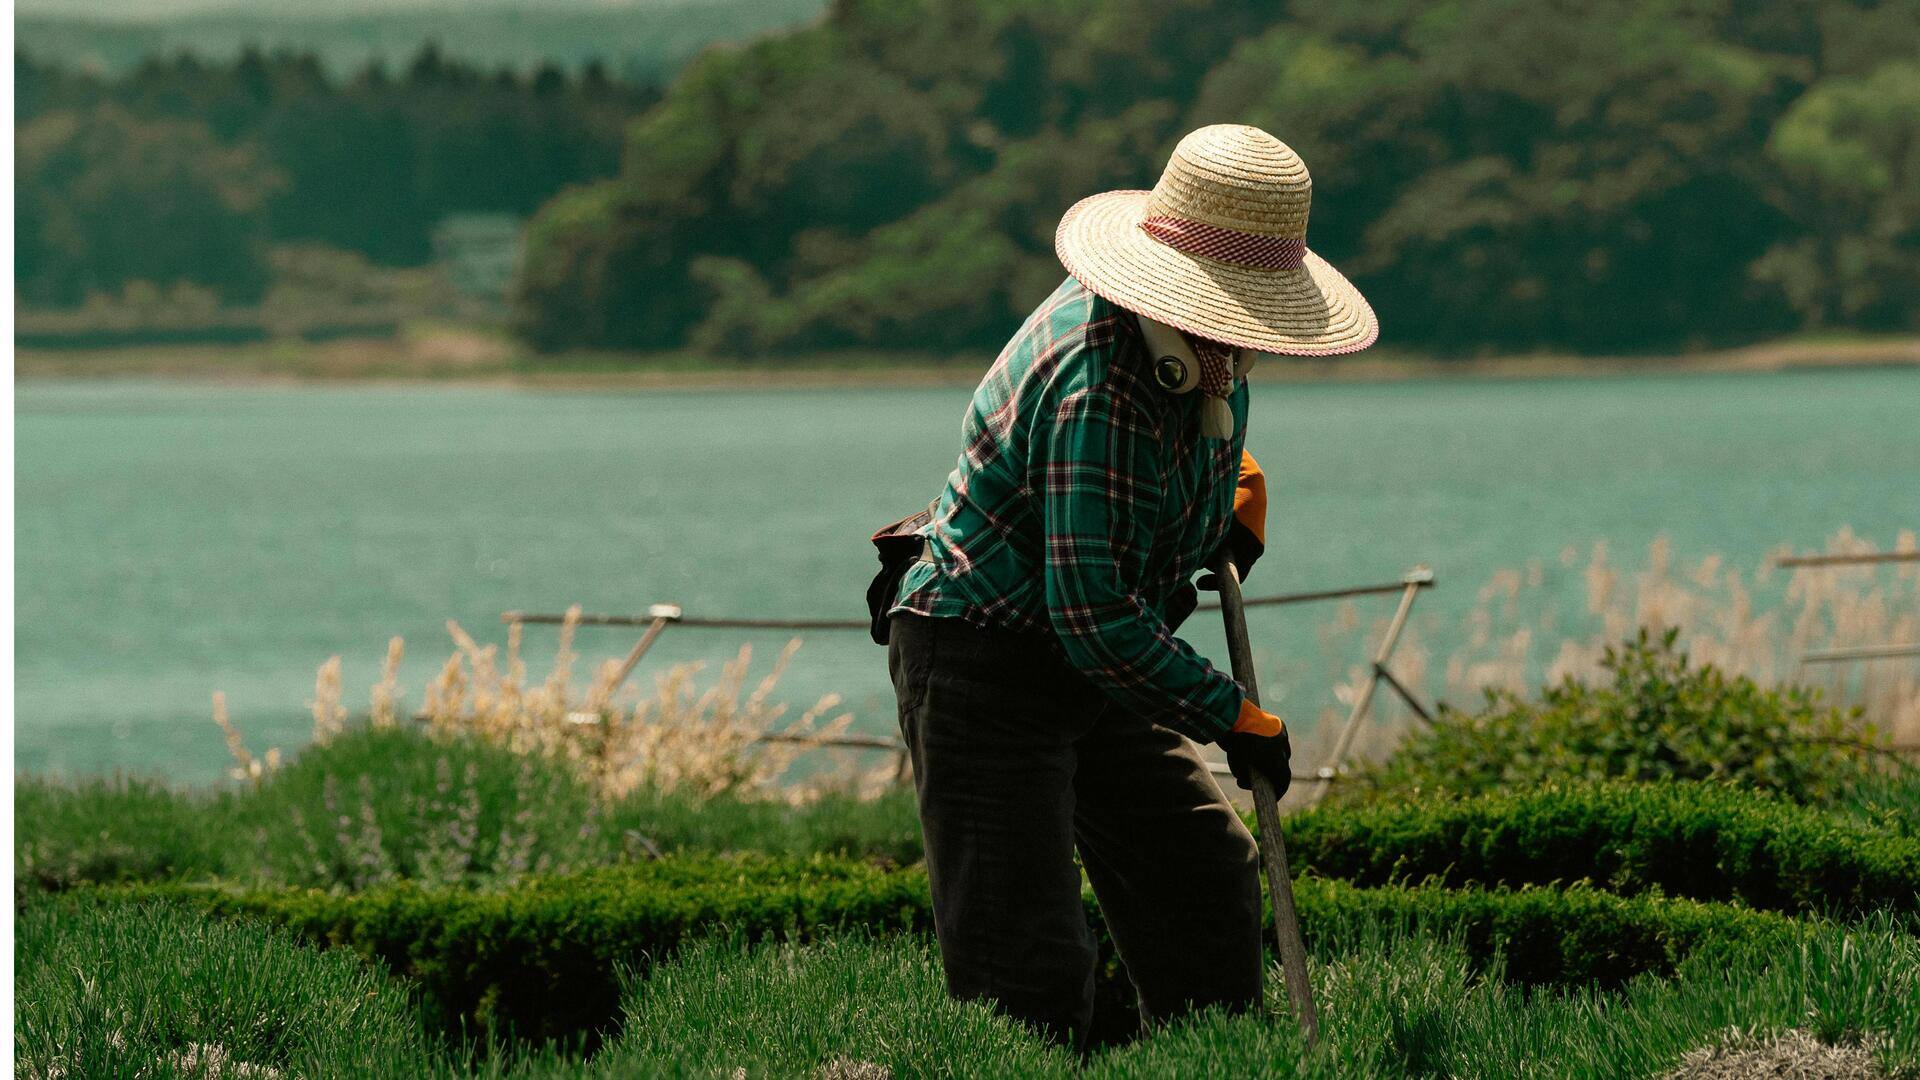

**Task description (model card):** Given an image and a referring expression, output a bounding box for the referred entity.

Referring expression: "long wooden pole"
[607,614,673,692]
[1777,551,1920,568]
[1309,574,1426,805]
[1214,554,1319,1045]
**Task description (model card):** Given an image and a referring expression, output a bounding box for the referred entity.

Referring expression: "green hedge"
[121,856,935,1046]
[1303,878,1801,989]
[1283,782,1920,920]
[115,854,1803,1048]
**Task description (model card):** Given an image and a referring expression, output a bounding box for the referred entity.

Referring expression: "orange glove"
[1232,696,1284,736]
[1233,451,1267,548]
[1202,452,1266,587]
[1221,698,1292,794]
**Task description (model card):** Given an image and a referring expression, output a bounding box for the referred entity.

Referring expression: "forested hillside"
[514,0,1920,357]
[15,0,824,82]
[15,47,654,308]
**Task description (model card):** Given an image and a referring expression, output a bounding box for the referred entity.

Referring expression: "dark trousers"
[887,612,1263,1049]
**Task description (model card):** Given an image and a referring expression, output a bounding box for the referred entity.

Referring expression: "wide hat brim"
[1055,189,1379,356]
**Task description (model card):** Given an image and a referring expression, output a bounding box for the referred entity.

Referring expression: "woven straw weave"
[1055,124,1378,356]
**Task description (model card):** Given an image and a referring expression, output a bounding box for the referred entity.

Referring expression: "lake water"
[15,368,1919,781]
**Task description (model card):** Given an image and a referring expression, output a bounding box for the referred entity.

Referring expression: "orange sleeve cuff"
[1234,451,1267,546]
[1233,696,1284,737]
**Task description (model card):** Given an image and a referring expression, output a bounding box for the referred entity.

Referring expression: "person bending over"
[868,124,1379,1049]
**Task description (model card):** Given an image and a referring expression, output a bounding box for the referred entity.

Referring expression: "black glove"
[1198,520,1265,592]
[1219,729,1292,797]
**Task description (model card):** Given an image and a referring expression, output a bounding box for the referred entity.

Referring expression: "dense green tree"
[14,44,657,301]
[516,0,1920,357]
[15,105,280,305]
[20,2,1920,349]
[1755,60,1920,327]
[1193,0,1814,350]
[516,0,1274,351]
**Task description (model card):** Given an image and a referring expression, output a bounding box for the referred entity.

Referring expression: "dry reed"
[368,636,404,728]
[1306,528,1918,777]
[310,658,346,743]
[235,605,869,800]
[418,607,864,799]
[212,691,280,786]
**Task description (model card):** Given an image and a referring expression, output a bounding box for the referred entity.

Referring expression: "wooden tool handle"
[1214,555,1320,1046]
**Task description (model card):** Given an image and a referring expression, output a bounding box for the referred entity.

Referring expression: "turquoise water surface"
[15,368,1918,780]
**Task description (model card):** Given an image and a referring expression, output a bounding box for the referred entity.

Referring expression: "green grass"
[26,724,1903,903]
[32,726,1907,904]
[15,898,432,1078]
[15,729,612,892]
[16,717,1918,1075]
[537,923,1920,1078]
[18,860,1920,1068]
[15,893,1911,1077]
[1092,919,1920,1078]
[15,773,230,890]
[120,854,939,1044]
[1831,769,1920,839]
[592,936,1070,1078]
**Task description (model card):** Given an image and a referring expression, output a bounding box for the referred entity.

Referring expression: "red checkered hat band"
[1139,214,1307,270]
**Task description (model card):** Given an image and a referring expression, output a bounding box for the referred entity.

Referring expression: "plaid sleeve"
[1038,381,1243,742]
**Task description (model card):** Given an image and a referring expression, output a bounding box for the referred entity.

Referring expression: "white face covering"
[1134,314,1258,439]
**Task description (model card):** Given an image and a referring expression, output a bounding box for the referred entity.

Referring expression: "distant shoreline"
[15,326,1920,390]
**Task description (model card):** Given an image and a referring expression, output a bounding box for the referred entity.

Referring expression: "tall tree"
[16,105,281,304]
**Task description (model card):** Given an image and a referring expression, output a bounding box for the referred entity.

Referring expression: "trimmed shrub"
[120,856,1802,1047]
[234,727,608,889]
[15,731,924,892]
[1284,782,1920,919]
[14,730,611,893]
[15,897,429,1078]
[127,856,936,1044]
[603,783,923,865]
[1346,629,1879,806]
[1300,879,1801,990]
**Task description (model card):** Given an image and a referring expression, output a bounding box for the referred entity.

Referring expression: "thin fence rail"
[503,567,1438,792]
[499,572,1438,632]
[1775,550,1920,568]
[1802,643,1920,664]
[1781,549,1920,742]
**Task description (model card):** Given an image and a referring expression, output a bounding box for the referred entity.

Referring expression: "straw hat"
[1055,124,1378,356]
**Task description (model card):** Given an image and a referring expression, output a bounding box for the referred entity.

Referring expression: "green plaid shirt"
[892,277,1248,741]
